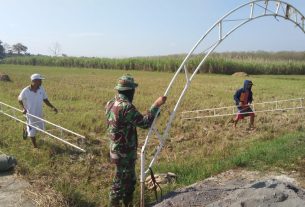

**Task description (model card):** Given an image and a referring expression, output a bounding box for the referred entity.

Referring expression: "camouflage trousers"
[109,151,136,207]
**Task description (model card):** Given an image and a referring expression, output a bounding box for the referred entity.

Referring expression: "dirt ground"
[153,169,305,207]
[1,168,305,207]
[0,172,36,207]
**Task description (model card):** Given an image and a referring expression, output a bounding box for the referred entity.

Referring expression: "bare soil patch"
[153,169,305,207]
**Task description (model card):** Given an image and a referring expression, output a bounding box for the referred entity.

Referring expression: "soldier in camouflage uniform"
[105,74,166,207]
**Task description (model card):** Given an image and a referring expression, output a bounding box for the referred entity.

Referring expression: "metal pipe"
[0,110,86,152]
[140,150,145,207]
[182,106,304,120]
[184,65,189,82]
[162,0,262,96]
[182,98,303,114]
[0,101,85,139]
[26,113,85,139]
[265,1,269,15]
[275,2,280,14]
[142,0,305,157]
[219,21,223,40]
[182,105,304,120]
[147,81,191,171]
[139,1,305,204]
[250,3,254,18]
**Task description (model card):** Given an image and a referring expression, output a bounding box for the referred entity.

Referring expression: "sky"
[0,0,304,57]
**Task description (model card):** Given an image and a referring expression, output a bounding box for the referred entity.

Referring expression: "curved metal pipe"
[140,1,305,206]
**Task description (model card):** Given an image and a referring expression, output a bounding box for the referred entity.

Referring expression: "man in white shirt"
[18,73,58,148]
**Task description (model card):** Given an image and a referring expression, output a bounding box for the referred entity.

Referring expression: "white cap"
[30,73,45,81]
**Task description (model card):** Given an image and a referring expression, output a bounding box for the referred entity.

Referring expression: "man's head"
[30,73,45,88]
[115,74,138,102]
[243,80,253,90]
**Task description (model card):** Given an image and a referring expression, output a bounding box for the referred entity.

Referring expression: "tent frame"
[140,1,305,205]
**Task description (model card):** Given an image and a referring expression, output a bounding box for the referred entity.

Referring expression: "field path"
[0,172,36,207]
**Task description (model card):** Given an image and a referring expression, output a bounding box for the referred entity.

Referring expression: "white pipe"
[219,21,223,40]
[276,2,281,14]
[147,80,192,171]
[265,1,269,15]
[142,1,305,166]
[250,3,254,18]
[0,110,86,152]
[145,8,305,174]
[182,106,304,120]
[182,98,304,114]
[182,98,305,120]
[162,0,259,96]
[147,145,163,172]
[184,65,189,82]
[147,10,305,173]
[139,1,305,205]
[141,109,160,151]
[140,150,145,207]
[27,113,85,139]
[0,101,85,139]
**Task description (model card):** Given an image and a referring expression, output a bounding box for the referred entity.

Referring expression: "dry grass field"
[0,64,305,206]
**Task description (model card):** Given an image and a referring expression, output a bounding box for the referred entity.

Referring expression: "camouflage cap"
[114,74,138,91]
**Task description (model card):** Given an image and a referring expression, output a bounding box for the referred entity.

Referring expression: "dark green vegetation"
[0,64,305,206]
[2,51,305,74]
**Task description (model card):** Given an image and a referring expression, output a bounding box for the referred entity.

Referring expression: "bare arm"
[18,100,27,114]
[43,99,58,113]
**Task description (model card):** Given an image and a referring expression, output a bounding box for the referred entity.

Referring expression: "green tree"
[12,43,28,55]
[0,40,5,58]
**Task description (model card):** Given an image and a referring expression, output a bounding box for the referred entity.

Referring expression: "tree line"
[0,41,28,58]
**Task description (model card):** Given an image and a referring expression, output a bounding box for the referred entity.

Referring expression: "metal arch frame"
[140,0,305,205]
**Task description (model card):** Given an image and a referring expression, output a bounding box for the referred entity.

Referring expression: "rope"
[149,167,163,202]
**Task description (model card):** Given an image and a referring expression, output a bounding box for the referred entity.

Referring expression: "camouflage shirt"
[105,94,159,159]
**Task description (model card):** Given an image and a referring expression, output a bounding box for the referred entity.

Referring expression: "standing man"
[18,73,58,148]
[233,80,255,129]
[105,74,166,207]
